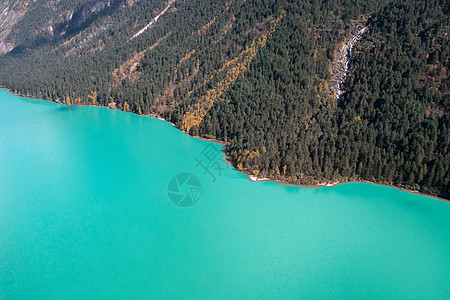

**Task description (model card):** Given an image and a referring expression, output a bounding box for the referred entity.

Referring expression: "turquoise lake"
[0,89,449,299]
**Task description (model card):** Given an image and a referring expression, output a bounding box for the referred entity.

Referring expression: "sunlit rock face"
[0,0,111,55]
[0,1,30,54]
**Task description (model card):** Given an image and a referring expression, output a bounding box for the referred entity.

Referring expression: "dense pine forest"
[0,0,448,198]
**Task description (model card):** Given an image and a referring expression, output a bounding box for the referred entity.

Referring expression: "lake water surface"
[0,89,449,299]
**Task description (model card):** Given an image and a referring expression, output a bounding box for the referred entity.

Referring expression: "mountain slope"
[0,0,448,198]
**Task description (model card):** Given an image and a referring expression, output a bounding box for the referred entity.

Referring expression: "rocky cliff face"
[0,0,113,55]
[69,0,110,29]
[0,0,31,54]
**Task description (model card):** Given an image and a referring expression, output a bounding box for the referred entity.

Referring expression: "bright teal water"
[0,89,449,299]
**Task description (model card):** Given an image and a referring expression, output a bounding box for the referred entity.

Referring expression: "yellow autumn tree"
[181,12,285,133]
[87,91,97,105]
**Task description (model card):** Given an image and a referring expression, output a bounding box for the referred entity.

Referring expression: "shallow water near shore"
[0,89,449,299]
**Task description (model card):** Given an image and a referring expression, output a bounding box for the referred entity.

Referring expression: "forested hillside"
[0,0,448,198]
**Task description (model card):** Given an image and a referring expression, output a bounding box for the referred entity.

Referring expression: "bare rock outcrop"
[0,1,30,54]
[329,25,369,100]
